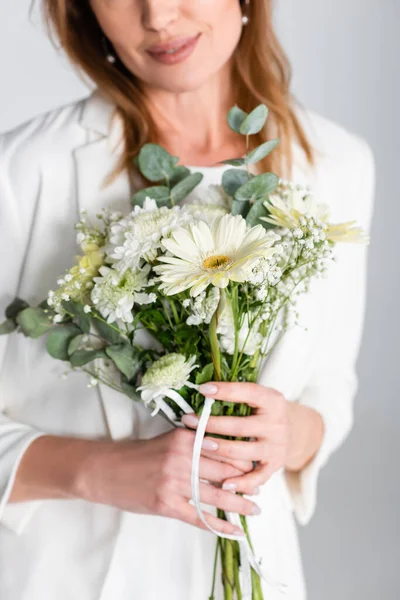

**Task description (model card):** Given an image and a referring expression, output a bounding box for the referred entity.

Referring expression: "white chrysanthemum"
[155,214,279,297]
[262,181,368,243]
[137,354,197,416]
[107,197,191,272]
[91,264,155,324]
[184,287,220,326]
[216,294,262,356]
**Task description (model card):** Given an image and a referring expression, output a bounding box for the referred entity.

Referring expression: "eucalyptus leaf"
[0,319,17,335]
[227,106,248,134]
[222,169,250,197]
[131,186,171,208]
[16,307,53,338]
[195,362,214,385]
[105,343,140,381]
[46,324,82,361]
[67,334,86,356]
[137,144,179,182]
[219,158,246,167]
[170,173,203,204]
[245,139,280,165]
[245,198,270,227]
[239,105,269,135]
[5,297,29,320]
[120,375,141,401]
[62,300,91,333]
[231,198,250,217]
[92,312,123,344]
[234,172,279,203]
[169,166,191,186]
[70,348,107,367]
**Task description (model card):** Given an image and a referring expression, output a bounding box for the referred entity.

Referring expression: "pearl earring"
[102,36,116,64]
[242,0,250,25]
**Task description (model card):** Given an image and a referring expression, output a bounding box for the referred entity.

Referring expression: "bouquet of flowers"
[0,104,367,600]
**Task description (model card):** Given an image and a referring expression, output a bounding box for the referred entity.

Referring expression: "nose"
[142,0,180,32]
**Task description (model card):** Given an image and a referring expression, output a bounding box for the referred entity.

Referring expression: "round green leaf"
[0,319,17,335]
[105,343,140,381]
[245,198,271,227]
[245,139,280,165]
[222,169,250,197]
[70,348,107,367]
[67,334,86,356]
[169,166,191,186]
[46,324,82,361]
[16,307,53,338]
[219,158,246,167]
[231,198,250,217]
[131,186,171,208]
[62,300,91,333]
[170,173,203,204]
[227,106,248,134]
[234,172,279,203]
[92,313,123,344]
[239,105,269,135]
[137,144,179,182]
[5,297,29,320]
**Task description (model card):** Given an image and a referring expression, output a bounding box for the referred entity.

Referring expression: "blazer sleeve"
[0,126,47,533]
[284,139,376,525]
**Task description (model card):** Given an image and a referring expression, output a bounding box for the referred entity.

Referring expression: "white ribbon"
[191,397,289,598]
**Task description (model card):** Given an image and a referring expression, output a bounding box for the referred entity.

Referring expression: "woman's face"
[89,0,244,92]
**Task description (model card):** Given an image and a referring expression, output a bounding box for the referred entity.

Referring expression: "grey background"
[1,0,398,598]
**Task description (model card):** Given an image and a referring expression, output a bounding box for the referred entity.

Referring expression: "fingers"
[197,381,284,412]
[183,413,266,438]
[174,480,261,517]
[206,438,270,462]
[222,462,280,495]
[199,457,244,483]
[175,498,246,537]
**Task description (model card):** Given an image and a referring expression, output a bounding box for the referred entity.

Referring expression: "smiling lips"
[146,34,201,65]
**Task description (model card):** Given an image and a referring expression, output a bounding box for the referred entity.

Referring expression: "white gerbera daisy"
[107,197,191,272]
[91,264,156,324]
[137,354,197,417]
[155,214,279,297]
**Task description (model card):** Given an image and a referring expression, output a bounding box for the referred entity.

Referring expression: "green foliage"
[105,343,141,382]
[170,172,203,205]
[131,186,171,208]
[0,319,16,335]
[169,166,191,186]
[92,312,123,344]
[67,334,86,356]
[234,172,279,204]
[62,300,91,333]
[231,198,250,217]
[69,348,107,367]
[222,169,250,197]
[137,144,179,182]
[219,158,246,167]
[227,106,248,134]
[16,307,53,339]
[239,105,268,135]
[46,324,81,360]
[245,198,271,228]
[195,363,214,385]
[245,139,279,165]
[5,297,29,320]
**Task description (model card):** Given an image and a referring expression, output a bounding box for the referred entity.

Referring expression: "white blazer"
[0,90,375,599]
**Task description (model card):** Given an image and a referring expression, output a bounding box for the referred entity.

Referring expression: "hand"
[77,428,260,536]
[182,381,290,496]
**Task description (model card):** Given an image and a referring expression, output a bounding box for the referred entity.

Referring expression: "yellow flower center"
[203,255,230,270]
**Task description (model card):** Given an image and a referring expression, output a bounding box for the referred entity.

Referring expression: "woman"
[0,1,375,599]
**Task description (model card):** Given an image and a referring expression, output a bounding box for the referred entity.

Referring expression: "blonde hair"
[40,0,314,183]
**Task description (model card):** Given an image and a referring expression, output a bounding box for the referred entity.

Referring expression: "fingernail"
[222,482,237,491]
[253,487,261,496]
[198,383,218,396]
[181,414,199,428]
[202,438,219,451]
[251,504,262,516]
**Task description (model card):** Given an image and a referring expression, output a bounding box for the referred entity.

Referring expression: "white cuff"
[0,429,46,535]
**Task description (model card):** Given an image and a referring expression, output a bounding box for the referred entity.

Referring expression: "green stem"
[209,308,221,381]
[208,538,220,600]
[169,298,180,325]
[233,542,243,600]
[223,539,235,600]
